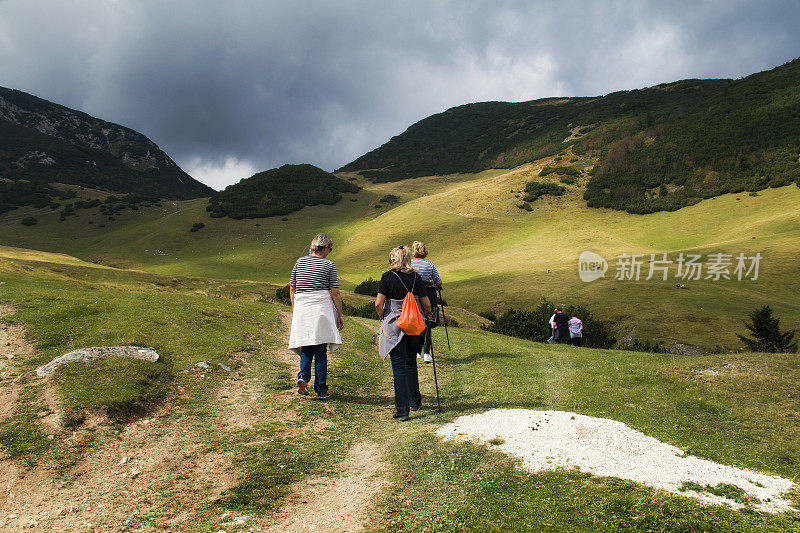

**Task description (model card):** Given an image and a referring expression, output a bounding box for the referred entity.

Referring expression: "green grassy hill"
[0,248,798,530]
[340,58,800,214]
[207,163,361,219]
[1,153,798,351]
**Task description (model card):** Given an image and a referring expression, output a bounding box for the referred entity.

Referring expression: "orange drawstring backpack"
[394,272,426,335]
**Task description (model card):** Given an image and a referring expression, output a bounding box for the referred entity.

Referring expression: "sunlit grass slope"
[0,154,798,349]
[1,253,799,530]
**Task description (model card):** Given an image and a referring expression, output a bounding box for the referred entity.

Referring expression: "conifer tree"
[737,306,797,353]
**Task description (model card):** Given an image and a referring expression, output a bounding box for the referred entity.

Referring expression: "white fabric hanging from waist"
[288,290,342,355]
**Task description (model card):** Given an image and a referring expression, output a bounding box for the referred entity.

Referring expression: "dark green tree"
[737,306,797,353]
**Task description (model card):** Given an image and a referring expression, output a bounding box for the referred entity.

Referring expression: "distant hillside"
[340,58,800,213]
[0,86,214,202]
[207,163,360,219]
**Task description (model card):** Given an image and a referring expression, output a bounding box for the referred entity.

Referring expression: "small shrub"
[354,277,381,296]
[20,217,37,226]
[190,222,205,232]
[478,310,497,322]
[539,166,580,177]
[275,285,291,304]
[281,217,288,221]
[523,181,566,202]
[341,301,376,319]
[379,194,400,205]
[559,176,576,185]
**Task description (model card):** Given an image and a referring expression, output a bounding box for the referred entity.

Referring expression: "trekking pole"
[428,318,442,412]
[437,287,451,351]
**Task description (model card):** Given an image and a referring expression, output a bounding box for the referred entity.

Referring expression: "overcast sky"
[1,1,798,190]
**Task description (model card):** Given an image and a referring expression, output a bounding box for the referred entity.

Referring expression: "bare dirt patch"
[261,440,389,533]
[0,414,238,531]
[0,304,35,421]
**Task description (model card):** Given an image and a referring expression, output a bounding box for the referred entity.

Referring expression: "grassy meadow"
[0,252,799,530]
[1,153,799,350]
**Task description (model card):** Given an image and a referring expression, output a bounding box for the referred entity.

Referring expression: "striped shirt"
[411,259,441,285]
[290,255,339,292]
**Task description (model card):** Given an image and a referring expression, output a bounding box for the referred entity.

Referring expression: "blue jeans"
[389,334,423,416]
[298,344,328,396]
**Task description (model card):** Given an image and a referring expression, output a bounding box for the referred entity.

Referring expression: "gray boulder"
[36,346,160,377]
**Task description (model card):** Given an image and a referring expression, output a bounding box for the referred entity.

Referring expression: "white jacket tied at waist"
[288,290,342,355]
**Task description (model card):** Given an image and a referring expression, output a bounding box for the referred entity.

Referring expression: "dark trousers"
[422,326,432,355]
[298,344,327,396]
[389,334,423,416]
[571,336,583,347]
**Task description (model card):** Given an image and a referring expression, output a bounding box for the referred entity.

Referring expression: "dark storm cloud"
[1,0,798,189]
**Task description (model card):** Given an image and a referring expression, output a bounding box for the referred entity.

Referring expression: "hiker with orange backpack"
[375,246,432,421]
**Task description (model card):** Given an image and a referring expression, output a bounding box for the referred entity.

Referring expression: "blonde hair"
[389,246,414,273]
[412,241,428,259]
[309,233,333,254]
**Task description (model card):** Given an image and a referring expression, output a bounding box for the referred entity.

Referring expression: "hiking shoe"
[410,404,421,412]
[314,394,329,401]
[423,353,433,363]
[297,380,309,395]
[393,413,411,421]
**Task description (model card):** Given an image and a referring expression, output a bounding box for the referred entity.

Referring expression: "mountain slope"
[340,58,800,213]
[0,86,214,199]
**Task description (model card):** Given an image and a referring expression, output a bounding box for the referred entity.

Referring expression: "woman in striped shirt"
[288,233,344,400]
[411,241,442,363]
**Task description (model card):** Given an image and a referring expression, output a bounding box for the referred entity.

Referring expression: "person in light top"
[410,241,442,363]
[568,313,584,347]
[287,233,344,400]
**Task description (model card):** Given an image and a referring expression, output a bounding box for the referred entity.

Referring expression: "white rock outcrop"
[36,346,160,376]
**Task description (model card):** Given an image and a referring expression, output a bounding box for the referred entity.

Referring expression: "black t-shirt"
[554,312,569,329]
[378,270,427,300]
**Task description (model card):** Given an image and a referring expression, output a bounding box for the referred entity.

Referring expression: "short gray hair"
[309,233,333,254]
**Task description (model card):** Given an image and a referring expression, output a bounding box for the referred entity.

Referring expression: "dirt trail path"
[263,440,388,533]
[244,314,393,532]
[0,304,34,421]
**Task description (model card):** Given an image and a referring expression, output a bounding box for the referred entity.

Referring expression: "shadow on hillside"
[335,392,394,407]
[442,351,519,365]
